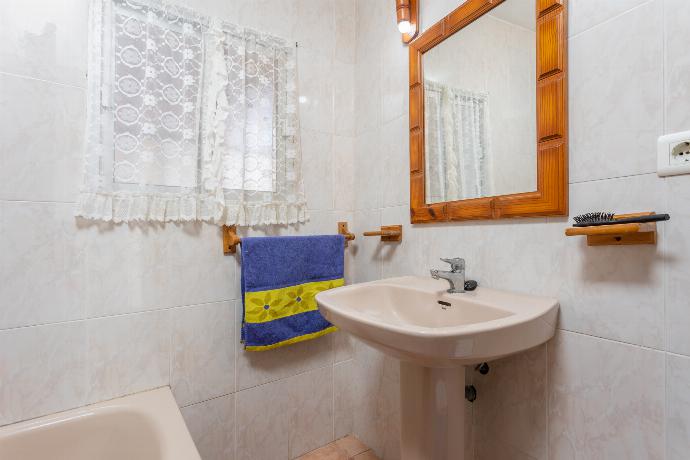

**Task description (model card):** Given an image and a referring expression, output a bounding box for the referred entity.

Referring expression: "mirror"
[423,1,536,203]
[408,0,568,223]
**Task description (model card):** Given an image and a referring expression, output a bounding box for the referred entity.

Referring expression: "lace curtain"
[77,0,308,226]
[424,81,491,202]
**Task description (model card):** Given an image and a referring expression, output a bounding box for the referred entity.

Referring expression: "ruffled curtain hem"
[75,192,309,227]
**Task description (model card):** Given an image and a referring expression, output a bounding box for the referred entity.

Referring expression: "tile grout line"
[661,0,669,439]
[665,351,690,360]
[0,198,77,205]
[352,172,664,217]
[545,340,551,460]
[0,70,87,90]
[233,388,238,460]
[168,308,174,402]
[231,361,338,407]
[664,341,669,459]
[568,0,655,40]
[557,327,667,354]
[0,298,239,333]
[568,171,659,185]
[661,0,667,135]
[331,364,336,446]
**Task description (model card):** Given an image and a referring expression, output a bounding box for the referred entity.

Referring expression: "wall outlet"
[658,130,690,177]
[670,140,690,165]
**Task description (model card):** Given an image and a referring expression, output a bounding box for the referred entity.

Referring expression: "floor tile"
[335,436,370,456]
[353,451,380,460]
[296,436,375,460]
[298,444,346,460]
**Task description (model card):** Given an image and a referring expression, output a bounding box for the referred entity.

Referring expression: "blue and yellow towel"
[240,235,345,351]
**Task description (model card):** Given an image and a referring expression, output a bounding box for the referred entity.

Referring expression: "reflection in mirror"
[423,0,536,204]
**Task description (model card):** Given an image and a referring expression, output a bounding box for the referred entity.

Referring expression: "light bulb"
[397,20,412,34]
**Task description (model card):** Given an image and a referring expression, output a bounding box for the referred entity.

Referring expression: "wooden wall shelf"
[564,213,658,246]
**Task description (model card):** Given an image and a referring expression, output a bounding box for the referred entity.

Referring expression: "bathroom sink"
[316,275,559,367]
[317,276,559,459]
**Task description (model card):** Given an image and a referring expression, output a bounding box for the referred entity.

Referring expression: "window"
[110,0,203,189]
[78,0,308,226]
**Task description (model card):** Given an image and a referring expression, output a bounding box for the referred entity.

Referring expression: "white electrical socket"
[658,130,690,177]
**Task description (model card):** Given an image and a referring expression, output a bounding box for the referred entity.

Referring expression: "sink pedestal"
[400,363,466,460]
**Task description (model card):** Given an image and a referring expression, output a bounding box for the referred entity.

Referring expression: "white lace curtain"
[77,0,308,226]
[424,81,490,202]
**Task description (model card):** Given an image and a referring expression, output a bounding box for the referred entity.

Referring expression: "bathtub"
[0,387,201,460]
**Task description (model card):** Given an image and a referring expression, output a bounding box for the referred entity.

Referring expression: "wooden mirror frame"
[409,0,568,223]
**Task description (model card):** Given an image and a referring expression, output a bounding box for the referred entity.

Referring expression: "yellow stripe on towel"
[244,278,345,324]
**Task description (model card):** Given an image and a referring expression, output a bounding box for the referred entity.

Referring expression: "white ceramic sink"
[316,275,559,367]
[316,275,560,460]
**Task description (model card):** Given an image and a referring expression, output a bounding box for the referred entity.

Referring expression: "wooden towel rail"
[222,221,356,254]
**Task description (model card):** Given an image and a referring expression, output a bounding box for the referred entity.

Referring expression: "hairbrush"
[573,212,670,227]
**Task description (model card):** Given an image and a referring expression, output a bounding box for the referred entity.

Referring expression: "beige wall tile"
[548,331,664,459]
[181,394,236,460]
[171,301,236,406]
[0,322,86,426]
[86,311,171,403]
[236,379,290,460]
[0,0,89,86]
[569,1,663,182]
[286,366,335,458]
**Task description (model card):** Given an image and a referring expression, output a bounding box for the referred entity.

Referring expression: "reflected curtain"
[424,81,490,202]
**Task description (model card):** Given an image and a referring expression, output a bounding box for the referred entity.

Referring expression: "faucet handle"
[440,257,465,272]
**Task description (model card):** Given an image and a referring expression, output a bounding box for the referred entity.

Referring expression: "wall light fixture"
[395,0,418,44]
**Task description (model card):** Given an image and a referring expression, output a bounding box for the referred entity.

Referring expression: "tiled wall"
[4,0,690,459]
[351,0,690,459]
[0,1,357,459]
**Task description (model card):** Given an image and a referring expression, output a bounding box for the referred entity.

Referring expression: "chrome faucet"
[431,258,467,293]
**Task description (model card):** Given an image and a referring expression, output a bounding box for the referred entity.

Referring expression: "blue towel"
[241,235,345,351]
